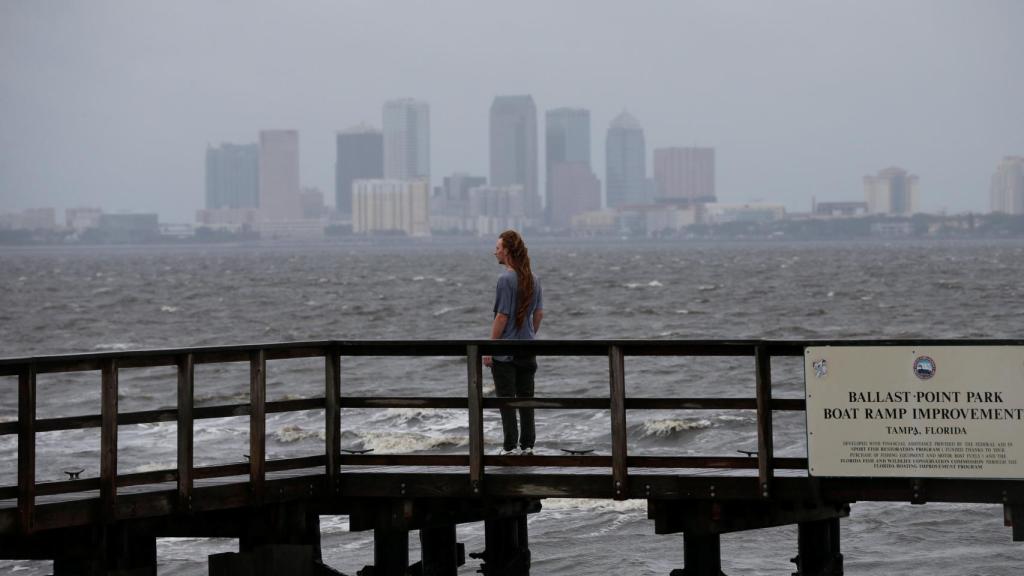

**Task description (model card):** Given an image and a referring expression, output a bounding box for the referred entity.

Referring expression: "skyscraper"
[383,99,430,182]
[605,112,646,208]
[546,108,591,221]
[490,95,539,219]
[653,147,716,204]
[259,130,301,221]
[431,173,487,233]
[548,162,601,229]
[990,156,1024,215]
[205,143,259,210]
[468,185,529,236]
[335,125,384,216]
[864,167,919,215]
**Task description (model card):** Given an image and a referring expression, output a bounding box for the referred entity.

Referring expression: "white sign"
[805,346,1024,478]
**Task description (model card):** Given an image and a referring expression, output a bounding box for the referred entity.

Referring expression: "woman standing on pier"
[484,229,544,456]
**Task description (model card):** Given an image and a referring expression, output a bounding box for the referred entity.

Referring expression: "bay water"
[2,239,1023,574]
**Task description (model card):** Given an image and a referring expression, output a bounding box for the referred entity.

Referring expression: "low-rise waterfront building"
[864,167,919,215]
[353,179,430,237]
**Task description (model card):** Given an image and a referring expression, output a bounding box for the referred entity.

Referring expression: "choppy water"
[2,239,1024,575]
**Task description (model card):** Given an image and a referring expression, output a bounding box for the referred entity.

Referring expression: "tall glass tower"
[490,95,539,219]
[546,108,591,212]
[335,125,383,216]
[383,99,430,183]
[605,112,646,208]
[205,143,259,209]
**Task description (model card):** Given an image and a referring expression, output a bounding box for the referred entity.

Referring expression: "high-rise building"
[990,156,1024,215]
[490,95,539,219]
[653,147,716,204]
[66,207,103,232]
[546,108,591,220]
[469,185,529,236]
[431,173,487,233]
[259,130,301,221]
[205,143,259,210]
[548,162,601,229]
[864,167,919,215]
[352,179,430,237]
[383,99,430,182]
[605,112,647,208]
[300,187,327,220]
[335,125,383,217]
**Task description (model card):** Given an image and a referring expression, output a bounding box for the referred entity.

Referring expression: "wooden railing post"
[249,350,266,502]
[326,347,341,495]
[467,345,484,495]
[101,358,118,521]
[177,353,194,513]
[17,364,36,534]
[755,345,775,499]
[609,345,628,500]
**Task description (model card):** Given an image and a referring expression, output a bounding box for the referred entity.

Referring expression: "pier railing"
[3,338,1019,536]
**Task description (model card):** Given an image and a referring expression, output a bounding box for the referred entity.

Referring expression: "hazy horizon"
[2,0,1022,222]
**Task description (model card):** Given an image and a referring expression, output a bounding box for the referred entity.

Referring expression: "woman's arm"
[484,312,509,367]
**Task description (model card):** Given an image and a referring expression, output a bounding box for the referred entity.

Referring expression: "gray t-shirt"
[493,269,543,361]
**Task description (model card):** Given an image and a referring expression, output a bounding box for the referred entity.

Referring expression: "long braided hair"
[499,230,534,329]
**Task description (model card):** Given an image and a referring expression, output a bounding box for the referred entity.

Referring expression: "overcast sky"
[2,0,1022,221]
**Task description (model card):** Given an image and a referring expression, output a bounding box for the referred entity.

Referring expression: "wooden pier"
[1,339,1023,575]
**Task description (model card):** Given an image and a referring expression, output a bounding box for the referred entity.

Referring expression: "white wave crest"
[357,430,467,452]
[715,413,755,424]
[542,498,647,513]
[131,462,175,473]
[640,418,712,438]
[94,342,137,351]
[648,280,663,287]
[160,305,178,313]
[371,408,456,426]
[274,425,325,443]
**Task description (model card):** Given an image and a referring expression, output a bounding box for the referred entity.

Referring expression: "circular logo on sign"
[913,355,936,380]
[812,359,828,378]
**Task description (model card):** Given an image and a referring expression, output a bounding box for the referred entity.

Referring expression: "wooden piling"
[418,524,463,576]
[17,364,35,535]
[609,345,628,500]
[177,353,194,513]
[482,515,530,575]
[101,359,118,522]
[754,345,774,499]
[325,348,341,495]
[467,345,484,495]
[793,518,843,576]
[249,350,266,502]
[677,533,724,576]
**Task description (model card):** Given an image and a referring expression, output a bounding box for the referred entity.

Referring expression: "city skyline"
[2,1,1023,221]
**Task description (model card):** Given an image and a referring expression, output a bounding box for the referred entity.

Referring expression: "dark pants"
[491,358,537,451]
